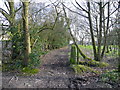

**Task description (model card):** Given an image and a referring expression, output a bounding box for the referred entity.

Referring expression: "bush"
[100,70,120,82]
[28,52,40,69]
[2,59,23,71]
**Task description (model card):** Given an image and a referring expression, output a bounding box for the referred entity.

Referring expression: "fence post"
[70,44,77,64]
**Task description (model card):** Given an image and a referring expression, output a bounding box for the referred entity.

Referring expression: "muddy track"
[2,47,76,88]
[2,47,119,88]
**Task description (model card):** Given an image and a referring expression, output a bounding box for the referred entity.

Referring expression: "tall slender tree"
[22,0,31,66]
[87,2,97,61]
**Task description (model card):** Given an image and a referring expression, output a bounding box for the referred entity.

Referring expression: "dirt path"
[2,47,119,88]
[2,47,76,88]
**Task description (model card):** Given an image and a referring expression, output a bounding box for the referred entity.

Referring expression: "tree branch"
[62,4,88,18]
[4,2,10,12]
[15,6,22,13]
[75,0,88,13]
[0,8,10,21]
[102,7,119,22]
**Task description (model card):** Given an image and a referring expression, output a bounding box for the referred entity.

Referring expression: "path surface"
[2,47,119,88]
[2,47,76,88]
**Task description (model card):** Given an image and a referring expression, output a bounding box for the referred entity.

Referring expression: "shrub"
[2,59,23,71]
[28,52,40,69]
[100,70,120,82]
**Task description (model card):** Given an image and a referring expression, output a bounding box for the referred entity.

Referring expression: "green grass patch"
[71,64,99,74]
[105,50,118,57]
[22,67,39,75]
[78,45,93,50]
[78,45,105,50]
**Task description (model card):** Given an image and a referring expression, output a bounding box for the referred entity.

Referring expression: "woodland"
[0,0,120,88]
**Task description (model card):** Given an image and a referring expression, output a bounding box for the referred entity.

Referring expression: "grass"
[78,45,118,58]
[105,50,118,57]
[78,45,107,51]
[78,45,93,50]
[21,67,39,75]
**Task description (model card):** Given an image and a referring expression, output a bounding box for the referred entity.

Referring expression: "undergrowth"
[71,64,100,74]
[21,67,39,75]
[100,70,120,83]
[79,60,109,67]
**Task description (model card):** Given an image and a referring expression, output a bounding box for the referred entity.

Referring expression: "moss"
[79,60,109,67]
[70,45,77,64]
[71,64,99,74]
[22,67,39,75]
[0,67,2,71]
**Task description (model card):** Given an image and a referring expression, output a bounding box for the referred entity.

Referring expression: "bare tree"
[63,0,119,61]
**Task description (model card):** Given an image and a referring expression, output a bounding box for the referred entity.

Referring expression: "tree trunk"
[101,2,110,58]
[62,4,92,61]
[118,25,120,72]
[77,47,79,64]
[87,2,97,61]
[97,2,103,61]
[118,3,120,72]
[8,1,17,59]
[8,1,15,26]
[22,1,31,66]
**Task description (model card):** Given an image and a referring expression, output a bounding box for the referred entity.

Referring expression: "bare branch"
[102,2,109,8]
[102,7,119,22]
[4,2,10,12]
[71,1,82,11]
[15,6,22,13]
[62,4,88,18]
[34,4,50,14]
[0,8,10,21]
[75,0,88,13]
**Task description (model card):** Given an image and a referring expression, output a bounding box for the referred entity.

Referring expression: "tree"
[87,2,97,61]
[0,0,22,59]
[62,3,91,61]
[116,27,120,72]
[63,0,119,61]
[22,0,31,66]
[101,2,110,58]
